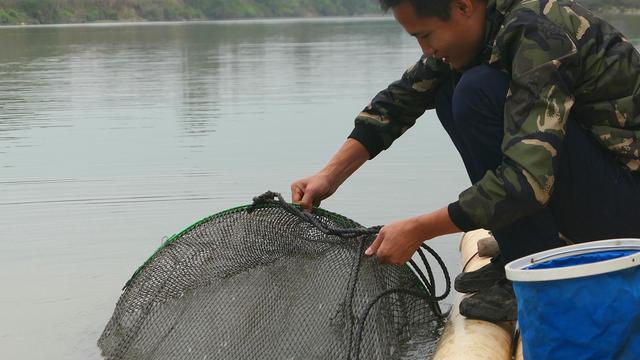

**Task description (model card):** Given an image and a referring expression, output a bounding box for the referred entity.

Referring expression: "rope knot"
[247,190,281,213]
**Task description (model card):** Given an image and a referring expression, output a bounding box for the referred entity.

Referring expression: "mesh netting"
[99,193,447,359]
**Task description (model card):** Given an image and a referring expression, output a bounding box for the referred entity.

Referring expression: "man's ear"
[452,0,475,18]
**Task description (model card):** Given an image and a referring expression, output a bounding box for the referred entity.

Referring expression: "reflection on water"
[1,14,638,359]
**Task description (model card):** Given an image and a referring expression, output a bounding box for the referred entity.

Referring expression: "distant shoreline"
[0,8,638,27]
[0,14,393,28]
[599,7,640,15]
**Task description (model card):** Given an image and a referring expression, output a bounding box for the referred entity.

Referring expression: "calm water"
[1,15,639,359]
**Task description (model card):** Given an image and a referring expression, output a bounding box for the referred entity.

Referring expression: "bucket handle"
[530,244,640,264]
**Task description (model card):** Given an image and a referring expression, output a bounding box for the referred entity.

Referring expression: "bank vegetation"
[0,0,636,25]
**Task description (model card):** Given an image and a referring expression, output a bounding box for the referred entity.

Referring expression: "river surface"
[1,14,639,359]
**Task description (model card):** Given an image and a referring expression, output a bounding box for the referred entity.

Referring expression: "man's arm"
[291,139,369,211]
[292,56,450,209]
[451,13,580,231]
[349,55,451,158]
[366,207,461,265]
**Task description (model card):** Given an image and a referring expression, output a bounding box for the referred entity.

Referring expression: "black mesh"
[99,201,445,359]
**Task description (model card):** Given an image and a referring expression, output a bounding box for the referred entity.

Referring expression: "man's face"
[393,0,486,70]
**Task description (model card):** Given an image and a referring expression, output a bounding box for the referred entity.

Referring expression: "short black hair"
[379,0,453,20]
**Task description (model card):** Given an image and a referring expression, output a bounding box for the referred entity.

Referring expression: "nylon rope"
[248,191,452,360]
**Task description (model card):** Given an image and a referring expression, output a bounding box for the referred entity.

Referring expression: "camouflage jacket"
[349,0,640,231]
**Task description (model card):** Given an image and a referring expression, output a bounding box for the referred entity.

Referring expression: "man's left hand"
[364,207,462,265]
[364,217,426,265]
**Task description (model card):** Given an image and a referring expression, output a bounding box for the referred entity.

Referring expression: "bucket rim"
[505,239,640,282]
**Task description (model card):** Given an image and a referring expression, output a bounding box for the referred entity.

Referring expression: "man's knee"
[551,120,640,241]
[451,65,510,126]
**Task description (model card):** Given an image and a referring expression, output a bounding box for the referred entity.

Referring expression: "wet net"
[99,191,450,359]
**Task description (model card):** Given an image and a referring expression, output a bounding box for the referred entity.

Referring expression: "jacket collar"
[480,0,518,64]
[469,0,500,67]
[495,0,518,16]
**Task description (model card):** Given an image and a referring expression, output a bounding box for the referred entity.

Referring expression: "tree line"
[580,0,637,12]
[0,0,380,24]
[0,0,635,25]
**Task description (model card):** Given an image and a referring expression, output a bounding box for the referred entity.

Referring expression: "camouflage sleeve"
[349,55,450,158]
[449,12,580,231]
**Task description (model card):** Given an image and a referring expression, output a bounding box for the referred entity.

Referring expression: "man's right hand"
[290,173,337,211]
[289,138,370,212]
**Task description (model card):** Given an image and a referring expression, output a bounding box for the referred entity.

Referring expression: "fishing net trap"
[99,191,451,359]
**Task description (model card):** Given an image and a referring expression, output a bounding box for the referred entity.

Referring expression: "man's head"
[380,0,455,20]
[380,0,487,70]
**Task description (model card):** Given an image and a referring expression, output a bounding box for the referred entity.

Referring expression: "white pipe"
[432,229,516,360]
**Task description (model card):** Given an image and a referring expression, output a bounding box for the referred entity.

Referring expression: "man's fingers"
[299,191,314,212]
[365,233,384,256]
[291,183,303,203]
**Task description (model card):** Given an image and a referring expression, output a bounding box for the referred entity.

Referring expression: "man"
[291,0,640,322]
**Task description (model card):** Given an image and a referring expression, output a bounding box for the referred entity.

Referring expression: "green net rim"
[123,202,430,297]
[124,203,363,288]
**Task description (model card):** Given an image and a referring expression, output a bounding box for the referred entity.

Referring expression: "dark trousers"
[434,65,640,265]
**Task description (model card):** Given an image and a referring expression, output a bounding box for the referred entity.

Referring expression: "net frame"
[100,195,450,360]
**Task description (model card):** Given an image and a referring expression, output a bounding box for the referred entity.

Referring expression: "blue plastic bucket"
[505,239,640,360]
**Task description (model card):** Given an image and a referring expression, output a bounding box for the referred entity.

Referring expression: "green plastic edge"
[123,203,430,296]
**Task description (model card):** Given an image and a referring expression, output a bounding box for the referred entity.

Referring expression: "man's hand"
[365,208,462,265]
[365,217,426,265]
[290,139,370,211]
[291,173,337,211]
